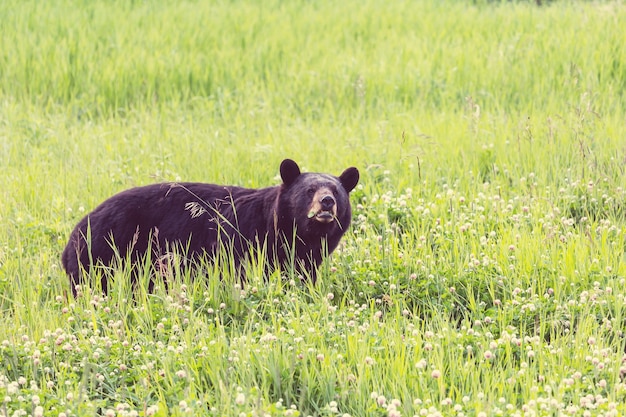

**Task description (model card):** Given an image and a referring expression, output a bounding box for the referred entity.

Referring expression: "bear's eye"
[307,188,315,196]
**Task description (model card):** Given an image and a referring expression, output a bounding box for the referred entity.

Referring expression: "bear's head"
[278,159,359,238]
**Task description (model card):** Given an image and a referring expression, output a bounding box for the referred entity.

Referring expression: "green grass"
[1,0,626,415]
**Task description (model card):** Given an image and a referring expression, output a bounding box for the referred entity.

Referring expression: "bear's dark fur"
[62,159,359,296]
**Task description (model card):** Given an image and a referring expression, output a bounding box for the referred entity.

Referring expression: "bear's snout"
[320,195,336,211]
[307,188,338,223]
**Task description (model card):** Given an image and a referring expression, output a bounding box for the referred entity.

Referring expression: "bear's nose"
[320,195,336,211]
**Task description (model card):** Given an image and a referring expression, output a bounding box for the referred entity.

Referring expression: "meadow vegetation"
[1,0,626,415]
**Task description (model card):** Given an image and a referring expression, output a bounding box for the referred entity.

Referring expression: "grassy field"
[2,0,626,415]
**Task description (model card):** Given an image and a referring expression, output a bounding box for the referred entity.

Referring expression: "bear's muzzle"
[308,190,337,223]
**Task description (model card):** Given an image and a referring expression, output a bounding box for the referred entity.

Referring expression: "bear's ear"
[339,167,359,193]
[280,159,301,186]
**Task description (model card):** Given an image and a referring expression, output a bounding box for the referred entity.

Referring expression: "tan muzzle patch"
[307,187,337,223]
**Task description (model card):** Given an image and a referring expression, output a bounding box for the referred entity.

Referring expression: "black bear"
[62,159,359,296]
